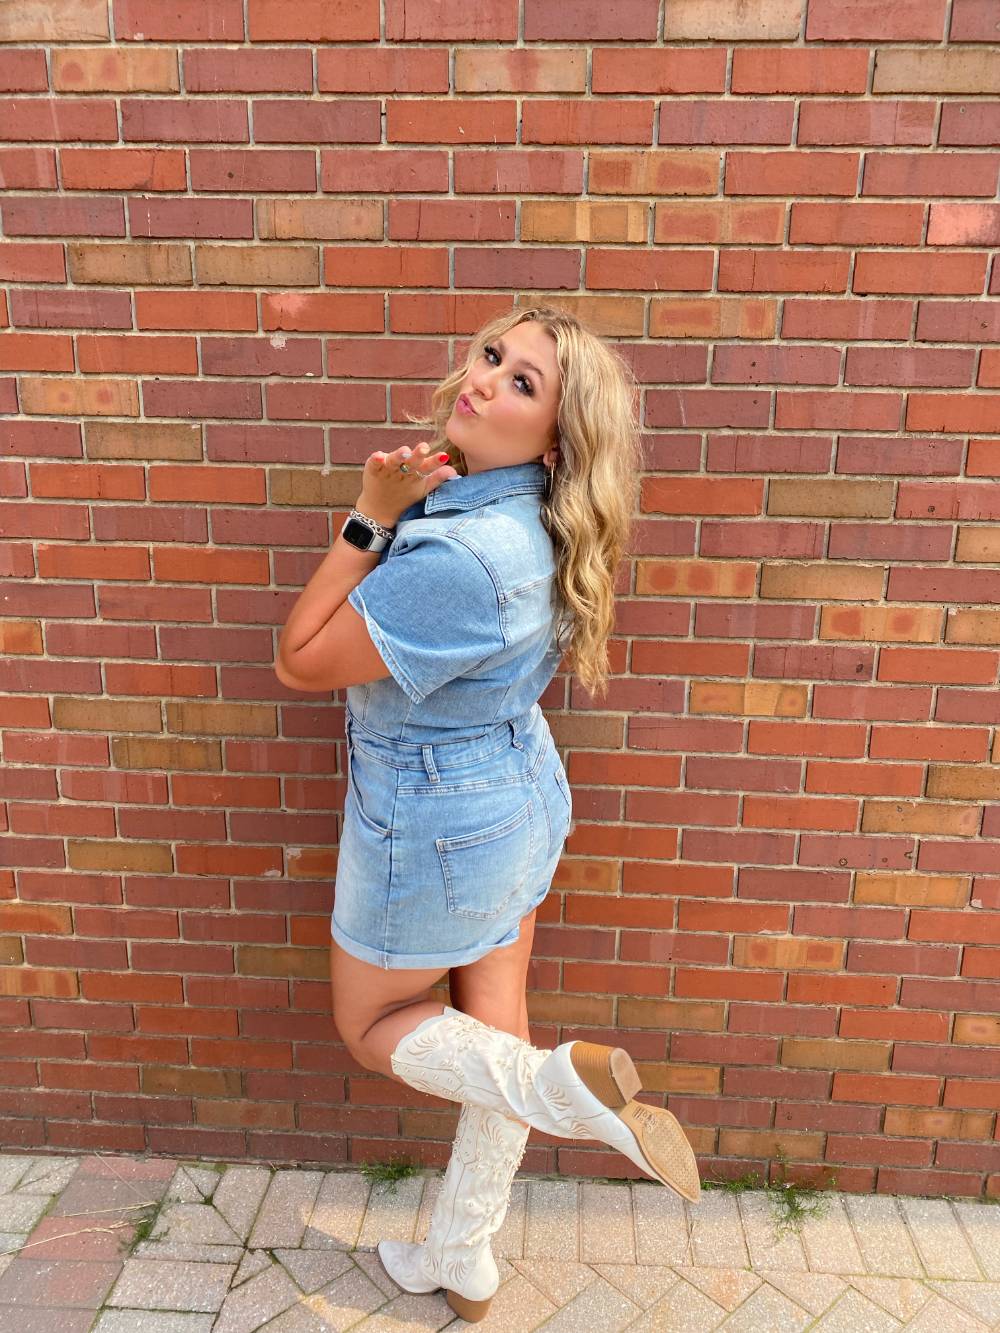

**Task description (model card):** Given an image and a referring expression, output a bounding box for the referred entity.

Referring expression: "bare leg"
[331,911,539,1075]
[449,908,537,1043]
[329,938,449,1077]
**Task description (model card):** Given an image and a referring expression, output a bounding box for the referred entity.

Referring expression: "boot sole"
[569,1041,702,1203]
[447,1290,492,1322]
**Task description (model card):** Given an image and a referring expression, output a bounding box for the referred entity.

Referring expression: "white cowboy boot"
[390,1005,700,1203]
[377,1102,529,1323]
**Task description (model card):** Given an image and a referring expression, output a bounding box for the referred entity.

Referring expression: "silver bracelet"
[349,508,396,541]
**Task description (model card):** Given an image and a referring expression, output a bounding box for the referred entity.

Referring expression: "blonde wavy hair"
[406,305,642,699]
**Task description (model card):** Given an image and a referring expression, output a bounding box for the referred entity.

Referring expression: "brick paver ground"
[0,1150,997,1330]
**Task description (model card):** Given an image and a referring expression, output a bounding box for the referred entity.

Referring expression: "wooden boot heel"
[569,1042,642,1107]
[446,1290,493,1322]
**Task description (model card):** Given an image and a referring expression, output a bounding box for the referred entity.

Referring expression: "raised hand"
[358,442,459,527]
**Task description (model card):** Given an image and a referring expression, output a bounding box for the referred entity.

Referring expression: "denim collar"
[416,460,547,517]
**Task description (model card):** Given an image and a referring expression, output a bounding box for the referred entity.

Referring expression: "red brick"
[115,0,245,40]
[794,905,906,938]
[122,99,250,143]
[185,49,314,93]
[970,439,1000,477]
[746,794,864,826]
[153,547,270,585]
[0,243,65,283]
[828,1134,932,1168]
[805,762,922,789]
[129,942,233,976]
[943,1079,1000,1111]
[922,837,1000,879]
[137,1005,237,1037]
[0,98,118,142]
[870,718,991,759]
[752,725,869,757]
[879,646,996,686]
[800,831,917,874]
[130,197,254,240]
[148,466,264,504]
[104,664,217,698]
[34,999,133,1031]
[41,1062,138,1093]
[0,147,57,189]
[28,938,125,972]
[191,1038,291,1070]
[816,693,933,725]
[789,973,898,1006]
[11,801,115,839]
[190,150,316,193]
[186,976,287,1008]
[963,947,1000,978]
[675,968,784,1002]
[136,291,257,332]
[0,50,49,91]
[848,940,961,976]
[38,550,150,591]
[177,845,282,877]
[77,335,197,376]
[839,1009,950,1042]
[81,972,182,1004]
[32,463,145,500]
[60,148,186,191]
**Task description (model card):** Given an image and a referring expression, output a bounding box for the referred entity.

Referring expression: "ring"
[399,462,410,474]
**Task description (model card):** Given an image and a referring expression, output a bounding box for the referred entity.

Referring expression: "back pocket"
[436,798,535,919]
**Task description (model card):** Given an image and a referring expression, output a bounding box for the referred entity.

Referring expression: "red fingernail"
[438,453,449,461]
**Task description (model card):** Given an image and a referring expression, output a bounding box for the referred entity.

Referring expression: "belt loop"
[421,743,439,784]
[509,718,523,751]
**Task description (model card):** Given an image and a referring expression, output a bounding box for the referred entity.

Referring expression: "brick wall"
[2,0,999,1198]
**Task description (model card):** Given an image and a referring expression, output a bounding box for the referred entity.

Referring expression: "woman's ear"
[541,440,561,469]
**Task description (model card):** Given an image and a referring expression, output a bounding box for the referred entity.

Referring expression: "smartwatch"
[341,508,396,553]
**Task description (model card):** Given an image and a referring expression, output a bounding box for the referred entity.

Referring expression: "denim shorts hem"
[330,883,550,971]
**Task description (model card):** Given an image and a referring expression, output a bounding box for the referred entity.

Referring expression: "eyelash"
[482,344,533,396]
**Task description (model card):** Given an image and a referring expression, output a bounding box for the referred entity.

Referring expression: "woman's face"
[445,321,561,475]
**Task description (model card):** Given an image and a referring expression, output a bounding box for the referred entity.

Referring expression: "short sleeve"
[347,528,506,704]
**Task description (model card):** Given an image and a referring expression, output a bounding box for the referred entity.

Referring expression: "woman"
[275,305,700,1323]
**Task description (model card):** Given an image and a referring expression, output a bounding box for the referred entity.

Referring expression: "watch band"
[341,507,396,553]
[348,508,396,541]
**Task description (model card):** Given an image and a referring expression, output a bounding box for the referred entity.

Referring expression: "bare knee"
[334,1012,378,1070]
[336,998,411,1069]
[329,941,447,1072]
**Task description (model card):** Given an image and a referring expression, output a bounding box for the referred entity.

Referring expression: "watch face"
[342,517,375,549]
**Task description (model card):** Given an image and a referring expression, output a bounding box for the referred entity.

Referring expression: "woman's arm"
[275,442,455,690]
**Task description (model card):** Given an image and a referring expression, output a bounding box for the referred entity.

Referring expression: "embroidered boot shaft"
[390,1006,701,1204]
[377,1102,529,1323]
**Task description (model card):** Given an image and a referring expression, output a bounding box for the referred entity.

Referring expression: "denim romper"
[332,460,574,970]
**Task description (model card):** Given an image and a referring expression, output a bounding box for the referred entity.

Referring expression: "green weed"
[703,1152,837,1235]
[127,1201,162,1252]
[704,1171,764,1195]
[360,1155,418,1194]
